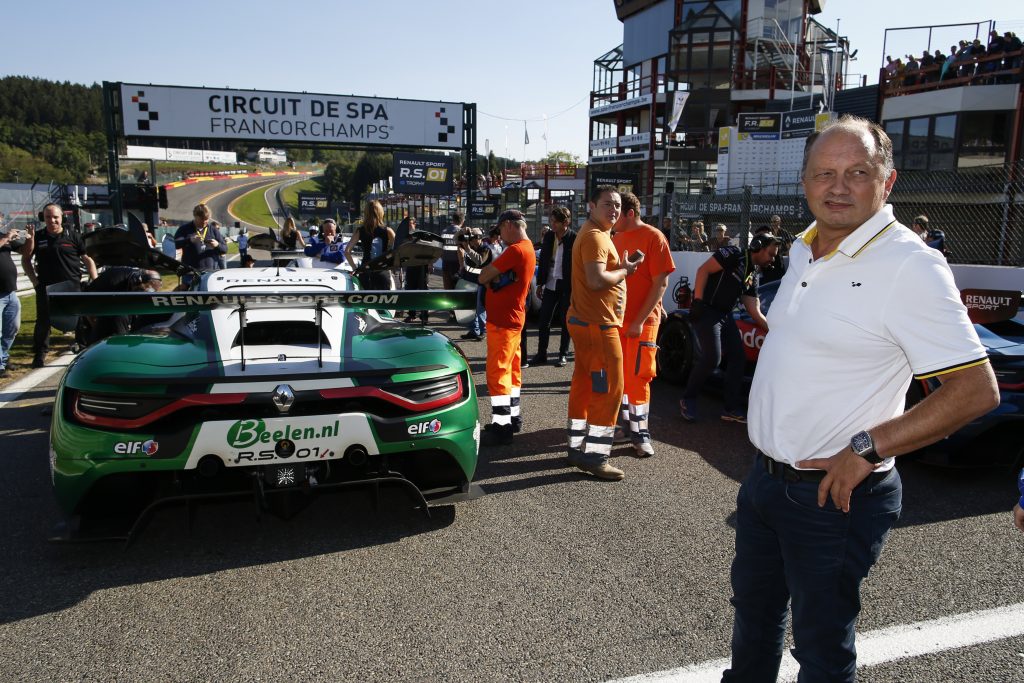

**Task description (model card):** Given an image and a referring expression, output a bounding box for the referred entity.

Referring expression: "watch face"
[851,431,873,455]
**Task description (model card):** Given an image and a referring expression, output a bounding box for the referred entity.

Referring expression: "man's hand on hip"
[797,447,878,513]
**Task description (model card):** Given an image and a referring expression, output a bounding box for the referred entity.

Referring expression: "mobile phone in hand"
[628,249,645,263]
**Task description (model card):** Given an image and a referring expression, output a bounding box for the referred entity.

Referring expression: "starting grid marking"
[609,602,1024,682]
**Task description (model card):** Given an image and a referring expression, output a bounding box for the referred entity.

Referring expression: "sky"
[4,1,1021,162]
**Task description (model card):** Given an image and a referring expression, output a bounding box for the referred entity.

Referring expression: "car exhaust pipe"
[345,445,368,467]
[197,454,223,478]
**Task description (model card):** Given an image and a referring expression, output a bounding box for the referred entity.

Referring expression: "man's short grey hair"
[801,114,894,178]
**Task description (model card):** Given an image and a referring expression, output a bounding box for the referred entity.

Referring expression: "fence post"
[740,185,752,250]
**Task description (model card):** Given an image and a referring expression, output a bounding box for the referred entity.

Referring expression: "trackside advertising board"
[298,192,330,214]
[393,153,454,195]
[119,83,465,150]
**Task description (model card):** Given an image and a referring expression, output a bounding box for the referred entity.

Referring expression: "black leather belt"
[757,451,890,485]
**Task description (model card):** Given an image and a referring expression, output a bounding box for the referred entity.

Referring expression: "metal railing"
[666,163,1024,266]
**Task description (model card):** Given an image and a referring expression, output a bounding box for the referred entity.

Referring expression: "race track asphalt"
[0,302,1021,682]
[161,176,296,228]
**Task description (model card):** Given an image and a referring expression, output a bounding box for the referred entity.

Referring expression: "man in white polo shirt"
[722,115,1000,682]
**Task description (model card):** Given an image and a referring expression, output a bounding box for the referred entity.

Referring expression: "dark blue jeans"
[533,283,571,359]
[683,310,745,411]
[723,455,902,683]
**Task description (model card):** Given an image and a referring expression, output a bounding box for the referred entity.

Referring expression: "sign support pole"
[103,81,124,225]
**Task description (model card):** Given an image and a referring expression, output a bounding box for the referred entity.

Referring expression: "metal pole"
[102,81,123,224]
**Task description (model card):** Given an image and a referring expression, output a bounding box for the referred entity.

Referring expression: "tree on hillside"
[322,159,355,204]
[348,153,391,204]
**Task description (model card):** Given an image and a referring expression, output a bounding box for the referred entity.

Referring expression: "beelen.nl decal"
[114,440,159,455]
[226,418,340,449]
[407,418,442,436]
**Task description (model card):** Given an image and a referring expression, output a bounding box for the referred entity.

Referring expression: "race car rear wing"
[49,289,476,316]
[50,289,477,370]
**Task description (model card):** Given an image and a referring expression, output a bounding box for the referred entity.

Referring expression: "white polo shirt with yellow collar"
[748,204,987,471]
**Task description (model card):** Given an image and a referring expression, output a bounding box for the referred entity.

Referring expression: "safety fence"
[668,162,1024,266]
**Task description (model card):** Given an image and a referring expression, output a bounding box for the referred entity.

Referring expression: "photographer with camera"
[173,203,227,282]
[679,234,779,423]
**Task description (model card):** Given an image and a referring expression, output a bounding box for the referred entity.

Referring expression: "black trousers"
[34,280,81,355]
[533,282,571,359]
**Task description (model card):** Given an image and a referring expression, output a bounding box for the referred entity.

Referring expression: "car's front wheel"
[657,315,694,386]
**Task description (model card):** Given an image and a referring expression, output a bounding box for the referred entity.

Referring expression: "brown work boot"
[578,461,625,481]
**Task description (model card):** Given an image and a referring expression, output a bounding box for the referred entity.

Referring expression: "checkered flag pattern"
[129,90,159,131]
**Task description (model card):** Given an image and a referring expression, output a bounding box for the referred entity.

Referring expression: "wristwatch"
[850,430,883,465]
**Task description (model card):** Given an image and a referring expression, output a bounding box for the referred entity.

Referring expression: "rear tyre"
[657,316,694,386]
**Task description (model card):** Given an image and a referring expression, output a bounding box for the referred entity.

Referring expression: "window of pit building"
[958,111,1010,169]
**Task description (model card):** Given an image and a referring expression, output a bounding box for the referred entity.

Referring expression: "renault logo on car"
[272,385,295,413]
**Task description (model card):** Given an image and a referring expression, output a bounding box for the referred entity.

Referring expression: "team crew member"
[722,116,999,682]
[678,233,778,423]
[477,210,536,446]
[458,229,492,341]
[174,203,227,275]
[528,206,576,367]
[611,192,674,457]
[565,186,642,480]
[22,203,98,368]
[77,266,162,346]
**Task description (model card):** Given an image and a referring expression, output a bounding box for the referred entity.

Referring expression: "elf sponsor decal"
[408,418,442,436]
[114,439,159,455]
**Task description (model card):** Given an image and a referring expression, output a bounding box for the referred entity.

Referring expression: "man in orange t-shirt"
[477,210,537,446]
[612,192,675,457]
[566,186,643,480]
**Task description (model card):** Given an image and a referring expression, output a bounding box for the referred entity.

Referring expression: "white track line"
[610,602,1024,682]
[0,353,73,409]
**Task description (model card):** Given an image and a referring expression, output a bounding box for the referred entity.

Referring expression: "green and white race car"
[48,230,479,541]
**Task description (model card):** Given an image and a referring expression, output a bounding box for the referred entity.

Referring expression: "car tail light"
[71,390,248,429]
[319,374,464,412]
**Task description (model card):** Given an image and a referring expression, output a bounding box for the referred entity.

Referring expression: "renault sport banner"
[392,153,454,195]
[119,83,465,149]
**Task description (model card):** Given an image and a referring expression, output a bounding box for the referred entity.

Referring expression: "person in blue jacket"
[1014,468,1024,532]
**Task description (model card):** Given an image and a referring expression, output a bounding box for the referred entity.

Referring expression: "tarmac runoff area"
[1,321,1022,682]
[608,601,1024,681]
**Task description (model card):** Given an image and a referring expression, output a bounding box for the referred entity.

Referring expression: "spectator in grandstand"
[904,54,920,86]
[660,216,674,244]
[280,217,306,250]
[680,220,709,251]
[706,224,731,250]
[173,203,227,277]
[346,200,395,290]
